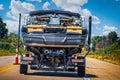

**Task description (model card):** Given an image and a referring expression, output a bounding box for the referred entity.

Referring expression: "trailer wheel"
[77,65,85,77]
[20,64,28,74]
[77,57,85,77]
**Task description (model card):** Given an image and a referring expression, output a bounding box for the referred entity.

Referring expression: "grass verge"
[88,52,120,66]
[0,49,15,56]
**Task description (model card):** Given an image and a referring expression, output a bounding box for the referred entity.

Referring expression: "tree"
[92,36,103,46]
[6,33,18,44]
[92,36,107,50]
[92,36,103,43]
[0,17,8,39]
[91,36,102,51]
[108,31,118,43]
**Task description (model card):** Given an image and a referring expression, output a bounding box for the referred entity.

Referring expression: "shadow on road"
[26,71,97,78]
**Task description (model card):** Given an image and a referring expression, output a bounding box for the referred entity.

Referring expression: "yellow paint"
[67,26,82,34]
[27,25,43,32]
[0,64,17,72]
[27,25,83,34]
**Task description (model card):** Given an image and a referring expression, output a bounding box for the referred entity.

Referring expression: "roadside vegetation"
[88,31,120,65]
[0,49,15,56]
[0,17,22,56]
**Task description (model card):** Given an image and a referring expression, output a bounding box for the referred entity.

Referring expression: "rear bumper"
[23,33,86,48]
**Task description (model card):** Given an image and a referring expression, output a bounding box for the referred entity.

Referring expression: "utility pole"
[18,13,21,52]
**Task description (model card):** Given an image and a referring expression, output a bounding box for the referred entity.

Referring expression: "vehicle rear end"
[20,10,92,77]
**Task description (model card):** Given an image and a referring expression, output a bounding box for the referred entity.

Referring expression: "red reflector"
[72,59,84,62]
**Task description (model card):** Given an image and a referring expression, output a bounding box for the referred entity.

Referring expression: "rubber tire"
[77,65,85,77]
[30,65,38,70]
[20,64,28,74]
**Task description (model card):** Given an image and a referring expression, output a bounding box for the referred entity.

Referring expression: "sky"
[0,0,120,37]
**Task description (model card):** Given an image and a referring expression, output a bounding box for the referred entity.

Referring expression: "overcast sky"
[0,0,120,37]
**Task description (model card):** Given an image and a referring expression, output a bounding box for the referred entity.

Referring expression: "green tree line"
[91,31,119,52]
[0,17,18,52]
[91,31,120,65]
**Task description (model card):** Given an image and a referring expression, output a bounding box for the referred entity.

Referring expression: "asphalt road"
[0,56,120,80]
[0,56,15,68]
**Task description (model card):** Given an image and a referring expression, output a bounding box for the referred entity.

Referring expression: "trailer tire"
[77,65,85,77]
[20,64,28,74]
[30,65,38,70]
[77,58,85,77]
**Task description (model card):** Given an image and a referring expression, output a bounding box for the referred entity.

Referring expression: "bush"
[90,40,120,65]
[0,42,15,52]
[0,49,15,56]
[95,39,120,54]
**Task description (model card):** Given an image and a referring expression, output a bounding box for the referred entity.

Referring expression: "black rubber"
[20,64,28,74]
[77,58,86,77]
[77,65,85,77]
[30,65,38,70]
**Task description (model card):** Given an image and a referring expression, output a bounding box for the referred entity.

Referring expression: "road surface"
[0,56,15,68]
[0,56,120,80]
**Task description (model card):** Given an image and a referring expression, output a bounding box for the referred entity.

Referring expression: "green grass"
[88,52,120,65]
[0,41,16,56]
[0,41,25,56]
[88,40,120,65]
[0,49,15,56]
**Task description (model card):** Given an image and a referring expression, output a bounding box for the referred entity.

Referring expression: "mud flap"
[72,56,85,64]
[76,57,85,77]
[71,56,85,77]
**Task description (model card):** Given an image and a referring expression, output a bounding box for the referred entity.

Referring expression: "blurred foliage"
[89,39,120,65]
[0,42,15,51]
[0,32,24,56]
[90,31,120,65]
[91,31,118,51]
[0,49,15,56]
[95,39,120,54]
[108,31,118,43]
[0,17,24,56]
[0,17,8,39]
[91,36,104,50]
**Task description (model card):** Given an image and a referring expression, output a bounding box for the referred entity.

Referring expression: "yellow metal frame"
[27,25,83,34]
